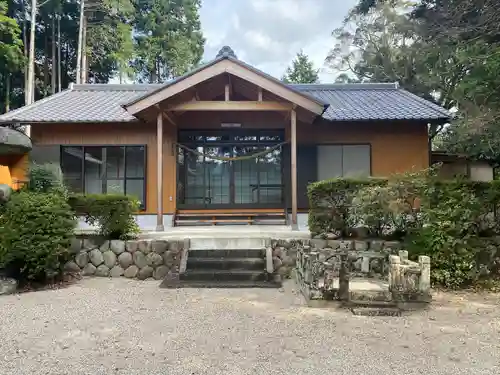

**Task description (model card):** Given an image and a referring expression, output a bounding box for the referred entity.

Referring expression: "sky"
[199,0,358,83]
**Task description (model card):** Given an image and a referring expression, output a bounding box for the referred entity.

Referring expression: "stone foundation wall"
[65,238,186,280]
[269,238,402,281]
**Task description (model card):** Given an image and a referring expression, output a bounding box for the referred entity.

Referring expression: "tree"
[282,51,319,84]
[0,0,24,112]
[133,0,205,83]
[326,1,464,138]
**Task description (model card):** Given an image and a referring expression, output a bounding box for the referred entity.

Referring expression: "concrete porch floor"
[138,225,311,240]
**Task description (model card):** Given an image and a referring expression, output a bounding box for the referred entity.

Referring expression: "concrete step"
[189,237,268,250]
[160,280,281,289]
[350,307,402,317]
[180,270,269,282]
[187,257,265,271]
[188,249,264,259]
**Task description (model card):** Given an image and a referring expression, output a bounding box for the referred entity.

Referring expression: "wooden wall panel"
[31,122,177,214]
[179,111,286,129]
[295,120,429,176]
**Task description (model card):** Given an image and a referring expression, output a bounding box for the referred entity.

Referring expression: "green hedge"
[68,194,140,239]
[0,191,76,282]
[307,178,386,237]
[308,174,500,288]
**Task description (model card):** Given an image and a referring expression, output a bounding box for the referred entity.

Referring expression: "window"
[61,146,146,208]
[317,144,371,180]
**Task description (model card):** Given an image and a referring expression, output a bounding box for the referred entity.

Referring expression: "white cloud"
[199,0,357,82]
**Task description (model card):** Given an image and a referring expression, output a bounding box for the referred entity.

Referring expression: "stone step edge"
[159,280,281,289]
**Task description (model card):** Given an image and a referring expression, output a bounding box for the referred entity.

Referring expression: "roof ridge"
[291,83,398,90]
[73,84,160,91]
[0,87,74,122]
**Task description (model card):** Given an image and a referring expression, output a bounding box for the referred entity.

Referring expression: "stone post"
[338,251,349,301]
[418,255,431,294]
[389,255,401,292]
[398,250,409,263]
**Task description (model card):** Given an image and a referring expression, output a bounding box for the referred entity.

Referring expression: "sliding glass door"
[177,130,284,209]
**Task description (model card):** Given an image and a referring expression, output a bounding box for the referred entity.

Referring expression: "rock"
[118,252,133,269]
[384,241,402,251]
[75,251,89,268]
[327,240,341,249]
[370,240,385,251]
[69,238,82,254]
[146,253,163,267]
[110,240,125,255]
[339,240,354,250]
[273,247,284,259]
[0,184,12,203]
[103,251,117,268]
[152,240,168,254]
[137,266,154,280]
[82,238,99,250]
[124,265,139,278]
[162,251,177,267]
[355,241,368,251]
[64,261,81,274]
[0,277,17,295]
[282,255,295,267]
[168,241,182,254]
[138,240,151,254]
[133,252,147,269]
[95,265,110,277]
[82,263,97,276]
[326,232,341,240]
[110,265,124,277]
[89,249,104,267]
[99,241,110,252]
[310,239,327,250]
[352,226,369,239]
[154,265,169,280]
[125,240,139,253]
[273,256,283,269]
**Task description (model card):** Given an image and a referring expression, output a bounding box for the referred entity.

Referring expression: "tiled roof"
[0,84,162,124]
[291,83,451,121]
[0,82,450,124]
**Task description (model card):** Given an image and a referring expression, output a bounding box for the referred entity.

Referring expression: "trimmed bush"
[0,191,76,282]
[307,178,386,237]
[28,163,66,193]
[69,194,140,239]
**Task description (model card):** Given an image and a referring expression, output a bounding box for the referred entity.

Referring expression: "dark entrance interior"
[177,130,284,209]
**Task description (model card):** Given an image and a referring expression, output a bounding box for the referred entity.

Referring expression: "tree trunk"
[44,22,49,90]
[27,0,37,106]
[22,0,28,105]
[81,16,87,83]
[57,15,61,92]
[51,15,56,94]
[5,75,10,112]
[75,0,85,84]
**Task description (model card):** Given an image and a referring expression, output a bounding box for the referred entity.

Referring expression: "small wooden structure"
[0,127,31,190]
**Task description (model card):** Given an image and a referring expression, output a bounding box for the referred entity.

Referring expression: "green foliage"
[309,173,500,288]
[307,177,386,237]
[0,191,76,282]
[282,51,319,84]
[28,163,67,196]
[133,0,205,82]
[69,194,140,239]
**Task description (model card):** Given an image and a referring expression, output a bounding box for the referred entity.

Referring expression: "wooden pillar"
[291,109,298,228]
[156,112,164,231]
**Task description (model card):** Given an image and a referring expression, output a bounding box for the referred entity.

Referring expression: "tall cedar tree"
[282,51,319,84]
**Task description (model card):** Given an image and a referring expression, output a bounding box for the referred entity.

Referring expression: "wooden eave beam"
[155,104,178,126]
[168,101,294,111]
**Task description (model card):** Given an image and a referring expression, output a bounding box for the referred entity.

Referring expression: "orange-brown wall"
[30,117,429,214]
[294,120,429,176]
[0,154,29,189]
[31,122,177,214]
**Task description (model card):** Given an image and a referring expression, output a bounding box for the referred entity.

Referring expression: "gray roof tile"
[0,81,450,124]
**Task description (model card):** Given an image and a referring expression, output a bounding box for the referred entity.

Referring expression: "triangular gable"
[123,56,328,116]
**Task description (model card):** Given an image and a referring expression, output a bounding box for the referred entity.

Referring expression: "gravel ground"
[1,278,499,375]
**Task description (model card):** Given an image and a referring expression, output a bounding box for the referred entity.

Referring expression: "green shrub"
[0,191,76,282]
[69,194,140,239]
[307,177,386,237]
[28,163,67,196]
